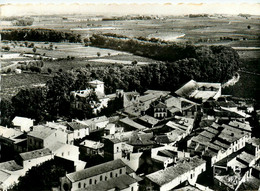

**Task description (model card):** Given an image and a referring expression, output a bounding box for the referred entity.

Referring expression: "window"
[95,180,97,184]
[62,152,64,156]
[89,179,92,184]
[131,187,134,191]
[119,169,122,174]
[78,132,80,137]
[110,172,113,178]
[84,183,86,188]
[78,182,81,188]
[117,147,119,152]
[100,176,102,181]
[115,173,118,177]
[190,174,193,179]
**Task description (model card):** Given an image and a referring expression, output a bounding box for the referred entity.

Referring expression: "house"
[103,135,143,171]
[47,141,85,171]
[74,174,139,191]
[70,80,109,114]
[123,91,140,108]
[151,101,168,119]
[47,141,80,162]
[60,159,139,191]
[0,126,27,154]
[144,157,206,191]
[175,80,221,102]
[17,148,53,172]
[79,139,104,157]
[12,116,34,132]
[88,79,105,96]
[0,170,20,191]
[187,121,252,166]
[77,116,109,133]
[0,160,24,191]
[165,96,198,117]
[27,125,70,151]
[151,145,190,167]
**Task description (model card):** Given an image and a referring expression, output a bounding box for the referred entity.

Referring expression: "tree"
[32,47,37,54]
[12,87,48,123]
[132,60,138,66]
[12,159,68,191]
[47,68,52,74]
[0,99,15,127]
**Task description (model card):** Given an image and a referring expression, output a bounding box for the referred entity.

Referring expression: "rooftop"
[66,159,126,182]
[146,157,205,186]
[0,170,11,183]
[88,79,104,85]
[0,126,23,139]
[138,115,159,126]
[27,127,55,140]
[80,140,104,149]
[12,116,34,125]
[119,117,146,130]
[144,90,171,96]
[20,148,52,161]
[0,160,23,171]
[81,116,108,126]
[237,152,255,164]
[75,174,137,191]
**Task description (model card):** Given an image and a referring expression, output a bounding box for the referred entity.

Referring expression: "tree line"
[89,33,240,76]
[1,28,82,43]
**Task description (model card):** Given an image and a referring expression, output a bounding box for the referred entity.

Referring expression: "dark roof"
[67,122,87,130]
[0,160,23,171]
[20,148,52,161]
[67,159,126,182]
[119,117,146,130]
[155,135,170,144]
[75,174,138,191]
[128,132,155,146]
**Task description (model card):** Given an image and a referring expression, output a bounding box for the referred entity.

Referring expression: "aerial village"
[0,79,259,191]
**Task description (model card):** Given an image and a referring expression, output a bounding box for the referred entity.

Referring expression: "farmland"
[1,14,259,103]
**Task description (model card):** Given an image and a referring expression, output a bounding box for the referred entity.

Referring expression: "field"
[1,73,50,99]
[1,14,259,101]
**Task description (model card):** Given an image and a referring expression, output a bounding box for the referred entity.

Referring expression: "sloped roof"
[146,157,205,186]
[27,127,55,140]
[119,117,146,130]
[0,160,23,171]
[20,148,52,161]
[80,140,104,149]
[0,126,23,139]
[138,115,159,126]
[0,170,11,183]
[88,79,104,85]
[66,159,126,182]
[75,174,137,191]
[12,116,33,126]
[175,80,197,97]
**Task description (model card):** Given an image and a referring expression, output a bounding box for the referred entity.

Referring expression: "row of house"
[1,79,258,191]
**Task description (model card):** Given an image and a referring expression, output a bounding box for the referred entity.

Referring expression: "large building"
[175,80,221,102]
[60,159,139,191]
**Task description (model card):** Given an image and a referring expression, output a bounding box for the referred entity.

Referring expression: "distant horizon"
[1,2,260,16]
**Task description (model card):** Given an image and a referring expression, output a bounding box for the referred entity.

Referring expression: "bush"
[7,68,12,73]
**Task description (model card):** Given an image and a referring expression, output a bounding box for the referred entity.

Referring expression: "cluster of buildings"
[0,79,259,191]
